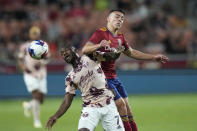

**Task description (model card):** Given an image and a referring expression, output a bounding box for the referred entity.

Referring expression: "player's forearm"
[125,48,154,61]
[53,93,74,119]
[82,42,100,54]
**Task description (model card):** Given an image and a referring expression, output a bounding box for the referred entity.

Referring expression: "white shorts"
[78,101,125,131]
[24,74,47,94]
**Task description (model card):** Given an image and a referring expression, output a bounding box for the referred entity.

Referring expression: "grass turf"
[0,94,197,131]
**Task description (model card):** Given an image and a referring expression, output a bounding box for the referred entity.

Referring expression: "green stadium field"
[0,94,197,131]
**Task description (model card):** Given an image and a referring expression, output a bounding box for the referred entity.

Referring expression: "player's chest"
[74,67,103,85]
[74,69,95,86]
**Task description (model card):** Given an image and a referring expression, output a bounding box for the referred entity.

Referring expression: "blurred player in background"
[18,26,48,128]
[46,46,125,131]
[82,9,169,131]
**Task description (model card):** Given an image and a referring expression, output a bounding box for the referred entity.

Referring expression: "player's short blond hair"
[29,26,41,35]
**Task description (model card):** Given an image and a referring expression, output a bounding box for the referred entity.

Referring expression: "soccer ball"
[28,40,49,60]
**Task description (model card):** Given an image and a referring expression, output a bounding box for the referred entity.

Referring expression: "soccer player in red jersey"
[82,9,169,131]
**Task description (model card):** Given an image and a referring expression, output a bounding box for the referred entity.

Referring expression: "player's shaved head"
[109,9,125,16]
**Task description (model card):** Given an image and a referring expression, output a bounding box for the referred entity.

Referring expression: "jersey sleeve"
[65,74,77,95]
[122,35,129,51]
[88,30,103,45]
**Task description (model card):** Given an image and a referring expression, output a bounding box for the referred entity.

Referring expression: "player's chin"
[115,25,121,29]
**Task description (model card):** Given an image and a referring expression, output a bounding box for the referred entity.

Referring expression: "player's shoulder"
[82,55,99,67]
[81,55,92,65]
[98,27,107,31]
[94,27,108,33]
[82,55,90,61]
[68,68,75,75]
[66,70,75,81]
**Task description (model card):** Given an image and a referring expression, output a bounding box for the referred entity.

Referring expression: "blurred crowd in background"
[0,0,197,72]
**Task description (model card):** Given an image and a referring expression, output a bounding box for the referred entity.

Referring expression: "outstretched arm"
[82,42,100,54]
[123,47,169,63]
[46,93,75,130]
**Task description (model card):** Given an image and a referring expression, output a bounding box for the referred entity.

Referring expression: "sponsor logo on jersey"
[79,70,94,85]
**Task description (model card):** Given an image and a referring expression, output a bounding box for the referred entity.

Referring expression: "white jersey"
[65,55,114,108]
[18,42,47,79]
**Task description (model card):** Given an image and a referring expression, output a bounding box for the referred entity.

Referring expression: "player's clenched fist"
[115,45,125,53]
[153,54,169,63]
[99,40,110,48]
[45,116,58,130]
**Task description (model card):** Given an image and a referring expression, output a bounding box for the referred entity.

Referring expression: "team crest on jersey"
[108,40,111,44]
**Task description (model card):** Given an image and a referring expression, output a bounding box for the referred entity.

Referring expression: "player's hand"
[115,46,125,53]
[45,115,58,130]
[99,40,110,48]
[153,54,169,63]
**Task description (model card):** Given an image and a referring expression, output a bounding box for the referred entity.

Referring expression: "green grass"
[0,94,197,131]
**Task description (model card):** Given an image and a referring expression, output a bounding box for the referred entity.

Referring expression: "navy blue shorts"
[107,77,128,101]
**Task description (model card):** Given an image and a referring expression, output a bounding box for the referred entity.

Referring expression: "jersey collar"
[106,27,118,37]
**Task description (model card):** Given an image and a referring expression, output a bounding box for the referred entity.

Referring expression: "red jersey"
[88,27,129,79]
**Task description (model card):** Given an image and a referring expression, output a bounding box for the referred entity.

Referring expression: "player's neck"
[107,24,118,35]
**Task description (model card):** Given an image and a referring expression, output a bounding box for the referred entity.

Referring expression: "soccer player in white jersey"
[46,46,125,131]
[18,26,48,128]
